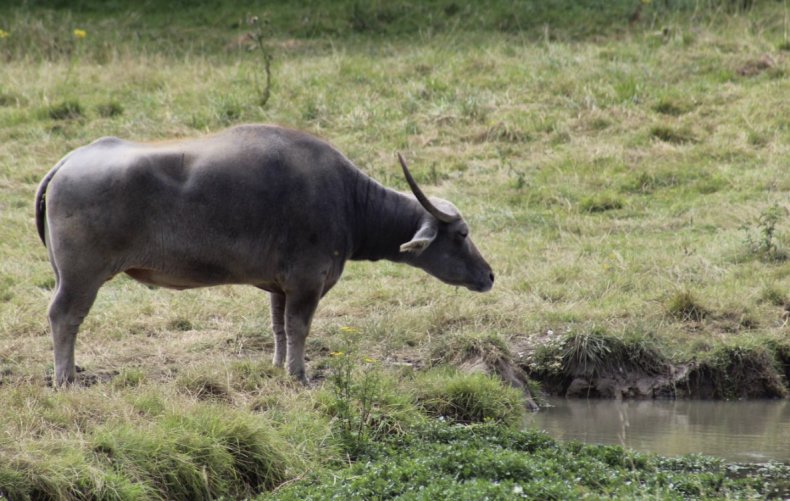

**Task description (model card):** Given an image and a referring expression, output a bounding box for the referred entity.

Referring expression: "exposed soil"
[517,353,789,401]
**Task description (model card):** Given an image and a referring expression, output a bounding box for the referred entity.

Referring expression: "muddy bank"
[530,359,788,400]
[512,332,790,401]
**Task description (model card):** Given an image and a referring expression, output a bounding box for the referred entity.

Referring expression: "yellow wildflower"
[0,29,9,39]
[339,326,359,334]
[73,29,87,39]
[363,357,377,364]
[330,351,345,357]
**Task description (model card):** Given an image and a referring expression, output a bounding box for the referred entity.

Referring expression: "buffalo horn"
[397,153,459,224]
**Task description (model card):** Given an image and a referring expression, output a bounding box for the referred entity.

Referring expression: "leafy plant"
[325,350,381,457]
[96,100,123,117]
[579,192,624,213]
[322,332,422,458]
[743,203,788,262]
[248,15,274,107]
[667,290,709,322]
[47,100,82,120]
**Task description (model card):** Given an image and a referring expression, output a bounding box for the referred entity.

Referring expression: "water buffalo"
[35,125,494,385]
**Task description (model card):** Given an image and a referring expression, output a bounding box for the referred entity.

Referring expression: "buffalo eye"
[458,229,469,239]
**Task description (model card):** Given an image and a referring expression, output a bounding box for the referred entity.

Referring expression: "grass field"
[2,0,790,498]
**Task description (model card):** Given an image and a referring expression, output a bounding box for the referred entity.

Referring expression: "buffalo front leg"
[284,289,321,384]
[270,292,287,368]
[48,278,102,386]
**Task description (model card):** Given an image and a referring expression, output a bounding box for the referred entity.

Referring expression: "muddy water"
[526,398,790,463]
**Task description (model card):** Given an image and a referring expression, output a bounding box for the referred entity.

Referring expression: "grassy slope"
[1,0,790,497]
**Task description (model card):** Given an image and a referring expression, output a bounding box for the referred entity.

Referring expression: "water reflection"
[526,398,790,462]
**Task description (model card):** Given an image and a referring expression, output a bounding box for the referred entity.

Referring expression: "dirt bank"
[511,333,790,401]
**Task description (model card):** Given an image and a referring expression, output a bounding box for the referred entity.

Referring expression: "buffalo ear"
[399,218,438,255]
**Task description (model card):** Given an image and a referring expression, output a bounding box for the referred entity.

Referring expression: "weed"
[667,290,709,322]
[47,100,83,120]
[653,98,689,116]
[130,391,166,416]
[112,368,146,388]
[168,317,193,331]
[0,90,22,107]
[459,95,489,123]
[743,203,788,262]
[482,122,532,143]
[579,193,624,213]
[96,100,123,118]
[650,125,696,144]
[229,359,281,392]
[510,169,527,190]
[748,129,770,147]
[324,351,381,457]
[320,330,423,458]
[176,371,232,401]
[0,276,13,302]
[759,285,787,306]
[619,168,697,194]
[247,15,274,107]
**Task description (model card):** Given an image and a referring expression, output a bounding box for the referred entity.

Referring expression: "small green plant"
[0,276,13,302]
[324,348,385,458]
[759,285,787,306]
[248,15,273,107]
[743,203,787,262]
[112,367,146,388]
[579,193,624,213]
[176,371,231,401]
[167,317,193,331]
[650,125,696,144]
[63,28,87,86]
[652,98,688,116]
[47,100,83,120]
[229,359,281,392]
[510,168,527,190]
[96,100,124,118]
[667,290,709,322]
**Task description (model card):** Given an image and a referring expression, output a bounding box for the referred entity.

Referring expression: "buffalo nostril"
[489,272,495,283]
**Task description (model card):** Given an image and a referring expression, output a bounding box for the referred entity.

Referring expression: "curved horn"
[397,153,459,224]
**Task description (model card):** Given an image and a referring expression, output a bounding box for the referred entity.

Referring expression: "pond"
[525,398,790,463]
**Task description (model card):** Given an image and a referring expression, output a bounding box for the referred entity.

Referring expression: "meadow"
[1,0,790,498]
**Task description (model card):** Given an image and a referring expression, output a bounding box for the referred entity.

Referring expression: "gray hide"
[35,125,494,385]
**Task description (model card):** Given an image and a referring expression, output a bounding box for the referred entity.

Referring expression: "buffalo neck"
[348,171,424,262]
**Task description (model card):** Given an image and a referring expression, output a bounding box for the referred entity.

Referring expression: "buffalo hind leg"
[270,292,287,368]
[284,289,321,384]
[48,277,103,386]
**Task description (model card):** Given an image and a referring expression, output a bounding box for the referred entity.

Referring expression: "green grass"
[2,0,790,497]
[0,382,296,500]
[413,369,525,426]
